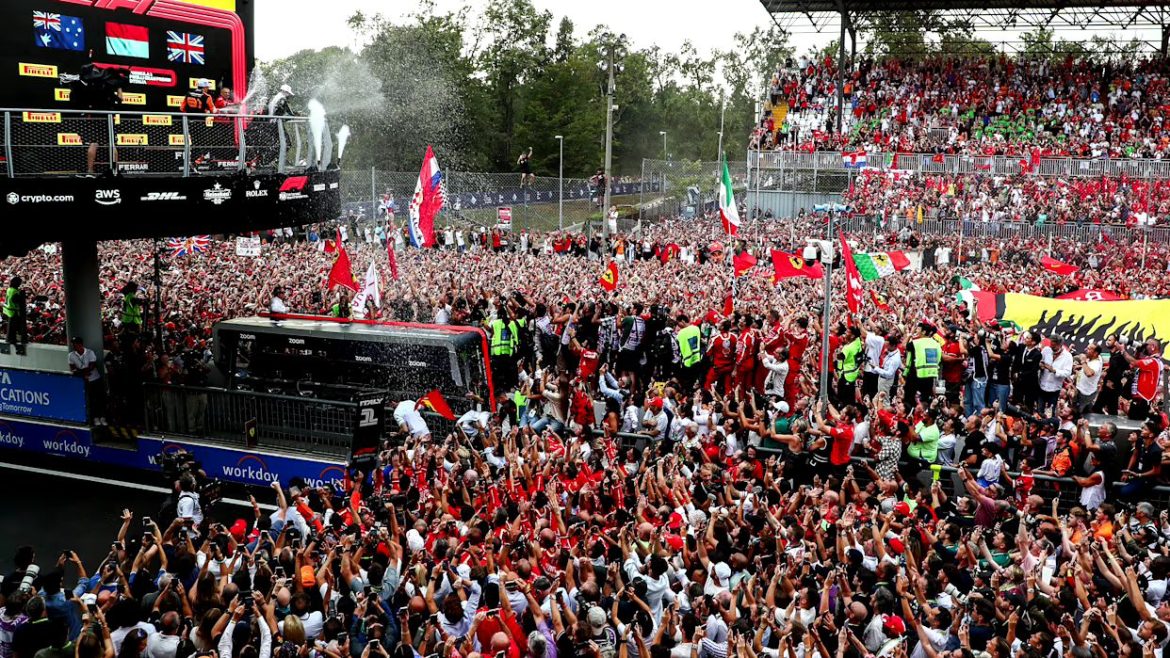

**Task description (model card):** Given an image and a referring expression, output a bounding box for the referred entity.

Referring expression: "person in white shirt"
[456,409,491,438]
[1038,335,1074,416]
[68,336,106,425]
[393,400,431,439]
[269,286,288,314]
[145,612,182,658]
[1073,342,1103,414]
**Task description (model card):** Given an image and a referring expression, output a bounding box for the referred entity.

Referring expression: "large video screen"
[0,0,254,112]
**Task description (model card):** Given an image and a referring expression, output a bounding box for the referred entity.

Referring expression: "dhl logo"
[116,134,148,146]
[190,78,216,90]
[167,95,184,108]
[57,133,83,146]
[121,92,147,106]
[168,134,185,146]
[19,62,57,79]
[143,115,172,126]
[54,89,71,102]
[22,112,61,123]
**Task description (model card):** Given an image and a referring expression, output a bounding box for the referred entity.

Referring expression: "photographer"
[963,329,990,417]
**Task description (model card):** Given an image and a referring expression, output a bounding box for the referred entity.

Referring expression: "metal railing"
[830,215,1170,247]
[2,108,314,178]
[143,383,358,458]
[749,149,1170,180]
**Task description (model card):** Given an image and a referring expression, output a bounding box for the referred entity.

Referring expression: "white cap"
[196,79,210,89]
[405,528,425,553]
[713,562,731,581]
[280,84,294,95]
[771,400,790,413]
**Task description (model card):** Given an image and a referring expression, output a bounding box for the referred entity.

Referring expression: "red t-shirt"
[829,424,855,466]
[1134,357,1164,401]
[941,340,965,384]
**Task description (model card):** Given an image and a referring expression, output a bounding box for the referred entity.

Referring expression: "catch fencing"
[750,149,1170,180]
[340,169,660,232]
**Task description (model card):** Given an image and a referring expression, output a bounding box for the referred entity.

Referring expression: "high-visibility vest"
[122,292,142,326]
[489,319,513,356]
[840,338,863,382]
[2,287,17,319]
[677,325,702,367]
[509,318,525,352]
[911,337,941,379]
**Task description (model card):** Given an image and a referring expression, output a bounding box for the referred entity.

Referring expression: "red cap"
[230,519,248,542]
[882,615,906,636]
[894,501,911,516]
[649,397,664,411]
[888,538,906,554]
[664,535,685,551]
[667,512,684,530]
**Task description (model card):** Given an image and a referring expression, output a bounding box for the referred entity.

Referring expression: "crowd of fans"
[840,170,1170,228]
[752,55,1170,161]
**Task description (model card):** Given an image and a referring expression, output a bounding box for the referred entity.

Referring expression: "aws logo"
[303,465,346,489]
[220,454,279,483]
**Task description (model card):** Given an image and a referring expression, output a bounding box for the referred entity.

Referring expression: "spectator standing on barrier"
[71,50,124,174]
[2,276,27,353]
[518,147,535,189]
[269,286,288,314]
[179,80,216,114]
[68,336,106,426]
[1095,335,1130,415]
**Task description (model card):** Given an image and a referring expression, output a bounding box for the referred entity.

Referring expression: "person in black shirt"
[987,332,1014,409]
[1093,334,1130,415]
[1010,331,1042,408]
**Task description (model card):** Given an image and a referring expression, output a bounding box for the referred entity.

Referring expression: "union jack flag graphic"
[167,235,211,257]
[33,11,61,30]
[166,31,204,65]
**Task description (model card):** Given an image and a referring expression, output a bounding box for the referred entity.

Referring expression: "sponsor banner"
[19,62,57,78]
[0,418,96,460]
[5,192,75,205]
[167,95,184,108]
[202,182,232,205]
[278,175,309,201]
[244,179,269,198]
[143,114,173,126]
[22,111,61,123]
[0,368,87,423]
[189,77,215,90]
[497,206,512,229]
[121,92,147,105]
[141,191,188,202]
[140,437,346,488]
[54,88,71,102]
[168,134,186,146]
[57,133,82,146]
[235,235,261,256]
[117,133,149,146]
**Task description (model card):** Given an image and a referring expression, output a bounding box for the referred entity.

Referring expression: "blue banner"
[0,415,347,489]
[0,368,87,423]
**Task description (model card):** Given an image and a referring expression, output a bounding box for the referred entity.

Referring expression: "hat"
[299,565,316,587]
[882,615,906,637]
[196,79,210,89]
[648,397,663,411]
[229,519,248,542]
[888,538,906,555]
[893,501,911,516]
[713,562,731,581]
[771,401,790,413]
[406,528,426,553]
[586,606,606,631]
[280,84,294,95]
[664,535,684,551]
[667,512,684,530]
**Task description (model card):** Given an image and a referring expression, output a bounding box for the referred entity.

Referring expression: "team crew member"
[3,276,27,352]
[180,79,217,114]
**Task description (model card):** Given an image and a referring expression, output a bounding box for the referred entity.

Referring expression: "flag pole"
[818,215,833,402]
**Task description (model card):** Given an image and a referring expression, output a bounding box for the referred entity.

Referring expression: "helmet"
[196,79,210,89]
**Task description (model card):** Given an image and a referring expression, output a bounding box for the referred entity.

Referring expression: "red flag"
[771,250,824,280]
[733,251,758,277]
[869,290,891,312]
[323,238,338,254]
[931,153,944,164]
[1040,256,1079,276]
[837,231,862,314]
[418,389,456,421]
[599,261,619,292]
[327,229,359,292]
[722,295,734,318]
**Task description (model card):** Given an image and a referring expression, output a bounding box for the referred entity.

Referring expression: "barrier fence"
[1,108,314,177]
[339,170,660,233]
[749,149,1170,180]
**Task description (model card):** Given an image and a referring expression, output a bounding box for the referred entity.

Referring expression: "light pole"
[602,36,619,242]
[555,135,564,232]
[660,130,667,159]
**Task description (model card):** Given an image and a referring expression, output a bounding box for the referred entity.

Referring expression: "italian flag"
[718,154,740,236]
[852,251,910,281]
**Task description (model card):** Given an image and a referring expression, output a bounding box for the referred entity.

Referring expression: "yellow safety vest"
[841,338,863,383]
[912,337,941,379]
[678,325,702,368]
[490,319,513,356]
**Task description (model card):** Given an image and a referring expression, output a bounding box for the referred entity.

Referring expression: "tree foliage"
[257,0,786,178]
